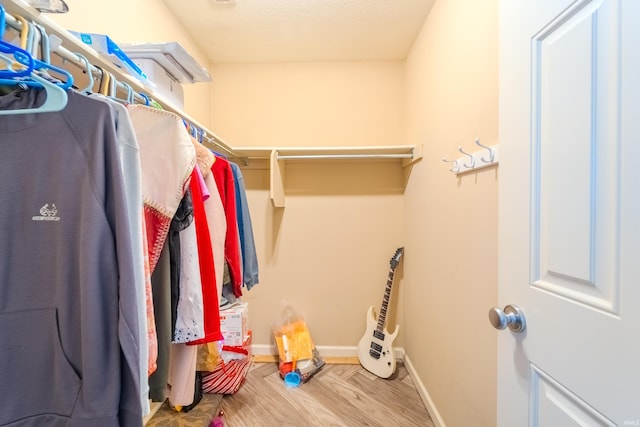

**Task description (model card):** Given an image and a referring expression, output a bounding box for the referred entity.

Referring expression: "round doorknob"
[488,304,526,333]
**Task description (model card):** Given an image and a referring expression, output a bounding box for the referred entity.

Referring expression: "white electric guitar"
[357,247,404,378]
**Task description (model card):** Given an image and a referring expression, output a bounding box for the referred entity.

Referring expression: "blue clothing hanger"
[0,5,67,114]
[0,48,68,113]
[0,41,34,78]
[0,26,67,113]
[0,6,32,79]
[139,92,150,106]
[0,69,68,115]
[0,7,70,89]
[33,58,73,89]
[0,5,5,40]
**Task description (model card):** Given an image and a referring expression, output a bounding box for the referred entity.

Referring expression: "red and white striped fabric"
[201,332,252,395]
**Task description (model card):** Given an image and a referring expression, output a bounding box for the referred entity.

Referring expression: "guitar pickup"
[369,349,381,359]
[373,330,385,341]
[370,342,383,352]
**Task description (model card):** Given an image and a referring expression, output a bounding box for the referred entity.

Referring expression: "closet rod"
[1,1,240,161]
[276,153,414,160]
[201,132,247,165]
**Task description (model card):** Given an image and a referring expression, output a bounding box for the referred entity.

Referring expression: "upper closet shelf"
[235,145,421,163]
[233,145,423,207]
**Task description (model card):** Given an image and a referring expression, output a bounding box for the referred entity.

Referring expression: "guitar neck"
[376,268,396,333]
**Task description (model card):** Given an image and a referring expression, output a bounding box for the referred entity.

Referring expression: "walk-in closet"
[0,0,498,425]
[2,0,637,426]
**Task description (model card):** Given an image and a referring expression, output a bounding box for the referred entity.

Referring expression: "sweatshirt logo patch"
[32,203,60,221]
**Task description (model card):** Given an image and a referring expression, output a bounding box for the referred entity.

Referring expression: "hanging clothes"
[0,11,261,419]
[169,187,206,343]
[0,88,143,426]
[126,105,197,406]
[202,159,227,303]
[230,162,259,290]
[187,164,224,346]
[148,243,172,403]
[126,105,196,273]
[211,155,243,298]
[94,93,155,413]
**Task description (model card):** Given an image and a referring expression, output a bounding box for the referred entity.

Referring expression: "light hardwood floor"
[220,361,435,426]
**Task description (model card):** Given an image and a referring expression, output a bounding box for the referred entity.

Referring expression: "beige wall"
[47,0,212,127]
[403,0,499,426]
[209,62,407,349]
[210,62,405,147]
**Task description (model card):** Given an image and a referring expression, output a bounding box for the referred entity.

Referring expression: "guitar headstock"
[389,247,404,270]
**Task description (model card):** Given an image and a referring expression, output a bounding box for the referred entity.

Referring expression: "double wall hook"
[441,157,459,173]
[457,146,475,168]
[474,138,494,163]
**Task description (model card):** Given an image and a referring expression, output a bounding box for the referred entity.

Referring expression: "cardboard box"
[219,302,249,346]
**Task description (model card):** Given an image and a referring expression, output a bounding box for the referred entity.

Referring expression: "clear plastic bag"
[272,304,324,386]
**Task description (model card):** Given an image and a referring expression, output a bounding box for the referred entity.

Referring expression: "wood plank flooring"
[220,361,435,426]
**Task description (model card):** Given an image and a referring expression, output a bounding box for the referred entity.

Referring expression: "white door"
[498,0,640,426]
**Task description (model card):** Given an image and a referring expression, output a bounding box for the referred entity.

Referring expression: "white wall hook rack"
[441,138,499,175]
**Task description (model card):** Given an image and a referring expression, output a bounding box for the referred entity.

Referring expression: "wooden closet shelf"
[233,145,423,208]
[2,0,236,160]
[234,145,420,162]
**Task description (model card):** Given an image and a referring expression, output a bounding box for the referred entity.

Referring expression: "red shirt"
[211,156,243,297]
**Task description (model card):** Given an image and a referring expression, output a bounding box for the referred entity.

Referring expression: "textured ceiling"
[160,0,435,64]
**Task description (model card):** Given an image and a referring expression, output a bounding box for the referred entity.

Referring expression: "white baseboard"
[250,343,278,357]
[403,354,446,427]
[252,344,406,360]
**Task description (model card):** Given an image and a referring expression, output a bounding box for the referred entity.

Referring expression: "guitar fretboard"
[375,266,396,335]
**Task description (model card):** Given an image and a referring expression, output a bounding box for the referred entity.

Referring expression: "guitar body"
[357,305,399,379]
